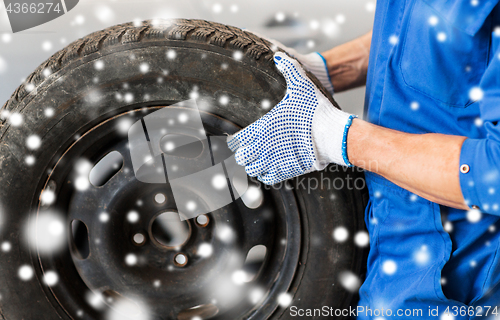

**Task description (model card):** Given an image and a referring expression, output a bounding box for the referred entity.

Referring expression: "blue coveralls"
[359,1,500,319]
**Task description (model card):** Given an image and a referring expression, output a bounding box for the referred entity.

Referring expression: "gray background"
[0,0,375,116]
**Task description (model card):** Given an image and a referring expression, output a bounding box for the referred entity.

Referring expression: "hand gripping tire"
[0,19,368,320]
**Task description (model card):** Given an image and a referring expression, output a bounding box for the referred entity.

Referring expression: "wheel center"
[150,211,191,248]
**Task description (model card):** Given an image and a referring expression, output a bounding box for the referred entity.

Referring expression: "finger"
[226,118,264,151]
[257,170,284,185]
[244,158,269,177]
[273,52,311,89]
[234,143,261,166]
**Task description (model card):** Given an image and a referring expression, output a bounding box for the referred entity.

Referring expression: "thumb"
[273,52,308,88]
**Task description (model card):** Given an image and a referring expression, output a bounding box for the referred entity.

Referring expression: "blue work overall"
[358,1,500,319]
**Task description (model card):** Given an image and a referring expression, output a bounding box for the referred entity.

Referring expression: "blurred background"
[0,0,375,116]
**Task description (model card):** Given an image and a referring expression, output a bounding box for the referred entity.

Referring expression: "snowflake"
[166,49,176,60]
[219,95,229,105]
[365,2,376,11]
[467,208,482,223]
[310,20,320,30]
[233,51,243,61]
[443,221,453,233]
[9,112,23,126]
[382,260,397,275]
[212,3,223,13]
[125,253,138,266]
[25,211,66,254]
[469,87,484,101]
[261,99,272,110]
[44,108,54,118]
[140,62,149,74]
[133,18,143,27]
[212,174,227,190]
[127,211,140,223]
[441,312,455,320]
[414,245,430,265]
[1,241,11,252]
[232,270,249,285]
[474,117,484,127]
[250,288,264,304]
[177,112,188,123]
[339,270,361,292]
[117,118,133,134]
[95,5,115,23]
[389,35,398,45]
[410,101,420,111]
[18,265,34,281]
[198,243,213,257]
[85,291,105,310]
[41,189,56,205]
[42,41,52,51]
[333,226,349,242]
[94,60,104,70]
[437,32,447,42]
[75,176,90,191]
[1,33,11,43]
[124,93,134,103]
[216,224,235,243]
[494,26,500,37]
[85,89,102,104]
[354,231,369,247]
[99,212,109,223]
[25,155,36,166]
[429,16,439,26]
[275,12,286,22]
[74,15,85,25]
[43,271,59,286]
[335,14,346,24]
[322,19,340,38]
[277,292,292,307]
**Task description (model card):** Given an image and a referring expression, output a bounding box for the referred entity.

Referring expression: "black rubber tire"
[0,19,367,320]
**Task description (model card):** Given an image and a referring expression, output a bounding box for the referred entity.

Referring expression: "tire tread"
[0,18,338,129]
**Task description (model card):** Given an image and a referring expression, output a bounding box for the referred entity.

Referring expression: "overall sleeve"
[459,44,500,213]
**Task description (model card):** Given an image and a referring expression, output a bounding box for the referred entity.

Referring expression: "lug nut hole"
[154,193,166,204]
[133,233,146,245]
[195,214,209,227]
[174,253,188,267]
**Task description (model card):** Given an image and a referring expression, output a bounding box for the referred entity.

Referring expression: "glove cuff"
[303,52,334,96]
[312,98,356,167]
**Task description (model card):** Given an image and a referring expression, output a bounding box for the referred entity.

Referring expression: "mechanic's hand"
[247,30,334,95]
[227,52,356,185]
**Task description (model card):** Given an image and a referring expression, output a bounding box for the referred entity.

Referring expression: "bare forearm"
[321,31,372,93]
[347,119,469,210]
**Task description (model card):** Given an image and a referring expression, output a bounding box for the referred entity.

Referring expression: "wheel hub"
[36,106,303,320]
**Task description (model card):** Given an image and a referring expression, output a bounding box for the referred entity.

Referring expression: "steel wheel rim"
[32,105,304,320]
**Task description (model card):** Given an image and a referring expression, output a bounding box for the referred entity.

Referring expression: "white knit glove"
[227,52,356,185]
[247,31,334,95]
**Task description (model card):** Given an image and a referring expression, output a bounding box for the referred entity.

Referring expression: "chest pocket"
[399,0,492,107]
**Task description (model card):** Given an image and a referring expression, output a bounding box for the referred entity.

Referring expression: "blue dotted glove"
[227,52,356,185]
[245,30,334,95]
